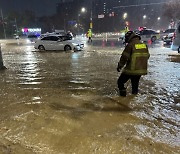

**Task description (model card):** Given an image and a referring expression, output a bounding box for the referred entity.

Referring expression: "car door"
[48,36,61,50]
[55,36,65,50]
[140,30,148,42]
[40,36,58,50]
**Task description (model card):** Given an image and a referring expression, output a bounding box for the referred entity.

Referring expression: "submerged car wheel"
[64,45,71,51]
[38,45,45,51]
[151,36,157,42]
[178,47,180,53]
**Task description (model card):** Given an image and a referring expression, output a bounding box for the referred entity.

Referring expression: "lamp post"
[0,44,6,69]
[122,13,128,31]
[157,17,161,29]
[123,12,128,20]
[78,7,86,35]
[143,15,147,26]
[1,9,6,39]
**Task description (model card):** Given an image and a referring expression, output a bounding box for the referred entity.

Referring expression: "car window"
[165,29,170,33]
[28,35,37,38]
[140,31,144,35]
[142,30,151,35]
[58,36,70,41]
[41,36,51,40]
[146,30,151,35]
[169,29,174,33]
[62,36,71,41]
[165,29,175,33]
[150,30,156,34]
[50,36,59,41]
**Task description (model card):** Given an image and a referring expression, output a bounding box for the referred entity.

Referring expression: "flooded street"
[0,38,180,154]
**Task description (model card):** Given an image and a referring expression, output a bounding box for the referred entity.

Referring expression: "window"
[28,35,37,38]
[61,36,71,41]
[165,29,175,33]
[50,36,59,41]
[41,36,51,40]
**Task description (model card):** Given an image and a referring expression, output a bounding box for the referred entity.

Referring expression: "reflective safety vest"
[87,30,92,37]
[123,43,150,75]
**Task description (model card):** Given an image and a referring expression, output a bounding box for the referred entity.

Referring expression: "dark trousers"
[88,37,92,42]
[117,73,141,96]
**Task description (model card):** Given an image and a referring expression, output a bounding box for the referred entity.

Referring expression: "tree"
[163,0,180,22]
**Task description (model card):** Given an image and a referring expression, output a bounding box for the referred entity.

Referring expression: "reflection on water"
[0,39,179,154]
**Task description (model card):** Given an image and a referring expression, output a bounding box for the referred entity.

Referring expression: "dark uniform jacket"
[118,37,150,75]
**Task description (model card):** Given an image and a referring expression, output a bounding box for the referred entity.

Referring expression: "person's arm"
[117,44,132,72]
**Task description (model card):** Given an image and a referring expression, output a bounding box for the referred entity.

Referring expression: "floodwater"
[0,39,180,154]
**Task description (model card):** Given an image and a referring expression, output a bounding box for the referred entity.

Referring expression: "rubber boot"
[119,89,127,97]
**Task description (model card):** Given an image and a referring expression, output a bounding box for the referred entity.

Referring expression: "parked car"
[161,29,175,44]
[34,35,84,51]
[161,29,175,38]
[171,22,180,53]
[163,33,175,45]
[139,29,160,42]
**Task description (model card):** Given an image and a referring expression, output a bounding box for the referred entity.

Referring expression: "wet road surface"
[0,38,180,154]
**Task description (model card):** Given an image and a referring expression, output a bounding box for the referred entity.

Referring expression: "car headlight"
[72,43,79,46]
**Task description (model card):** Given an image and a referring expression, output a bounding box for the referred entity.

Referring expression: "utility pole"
[78,14,80,35]
[15,18,18,35]
[90,0,93,30]
[1,9,7,39]
[0,44,6,70]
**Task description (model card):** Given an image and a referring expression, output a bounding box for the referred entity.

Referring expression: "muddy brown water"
[0,39,180,154]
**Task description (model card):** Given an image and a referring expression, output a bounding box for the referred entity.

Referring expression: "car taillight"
[173,32,176,39]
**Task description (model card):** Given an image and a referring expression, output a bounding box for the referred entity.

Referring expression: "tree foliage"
[163,0,180,21]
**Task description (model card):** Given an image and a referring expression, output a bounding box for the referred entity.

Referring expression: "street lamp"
[157,17,161,29]
[143,15,147,19]
[81,7,86,13]
[78,7,86,35]
[123,12,128,20]
[143,15,147,27]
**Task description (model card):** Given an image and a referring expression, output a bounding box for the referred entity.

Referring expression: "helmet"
[125,31,141,43]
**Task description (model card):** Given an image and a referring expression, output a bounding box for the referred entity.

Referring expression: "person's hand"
[117,67,121,72]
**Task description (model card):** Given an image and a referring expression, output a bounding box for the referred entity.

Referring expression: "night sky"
[0,0,170,18]
[0,0,61,16]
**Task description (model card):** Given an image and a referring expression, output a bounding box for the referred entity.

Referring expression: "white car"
[161,29,175,44]
[34,35,84,51]
[139,29,160,42]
